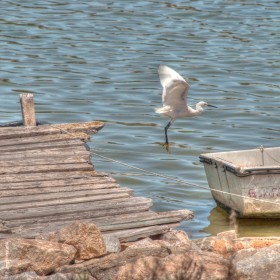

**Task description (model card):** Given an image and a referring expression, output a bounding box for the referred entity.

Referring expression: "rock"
[231,243,280,280]
[56,237,170,279]
[0,238,76,277]
[195,231,280,259]
[3,271,42,280]
[217,230,237,239]
[194,230,236,258]
[46,272,96,280]
[124,237,158,249]
[234,236,280,251]
[43,221,106,261]
[116,250,229,280]
[103,234,121,253]
[157,230,198,254]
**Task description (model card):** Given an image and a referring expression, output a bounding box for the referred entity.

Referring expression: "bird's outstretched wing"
[158,65,190,108]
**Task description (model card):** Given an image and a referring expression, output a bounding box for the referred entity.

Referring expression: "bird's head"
[197,101,217,108]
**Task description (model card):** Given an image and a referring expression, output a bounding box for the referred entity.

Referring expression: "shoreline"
[1,221,279,280]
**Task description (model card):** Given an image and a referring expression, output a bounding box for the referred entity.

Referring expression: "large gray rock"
[42,221,106,261]
[231,243,280,280]
[0,238,76,277]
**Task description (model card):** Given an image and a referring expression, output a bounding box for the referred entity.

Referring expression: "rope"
[48,124,280,207]
[91,151,280,207]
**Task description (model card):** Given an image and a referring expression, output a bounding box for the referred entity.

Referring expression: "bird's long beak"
[208,104,218,108]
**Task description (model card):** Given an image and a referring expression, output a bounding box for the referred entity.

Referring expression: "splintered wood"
[0,120,193,242]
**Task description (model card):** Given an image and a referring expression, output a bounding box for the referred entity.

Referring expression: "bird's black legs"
[163,120,172,153]
[164,120,172,145]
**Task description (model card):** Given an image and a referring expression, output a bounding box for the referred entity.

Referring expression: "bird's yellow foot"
[161,142,170,153]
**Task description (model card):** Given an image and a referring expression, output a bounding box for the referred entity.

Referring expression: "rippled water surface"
[1,1,280,238]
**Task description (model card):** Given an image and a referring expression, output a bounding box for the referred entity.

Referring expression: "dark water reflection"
[1,0,280,238]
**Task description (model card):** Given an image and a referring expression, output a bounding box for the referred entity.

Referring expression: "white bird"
[155,65,217,152]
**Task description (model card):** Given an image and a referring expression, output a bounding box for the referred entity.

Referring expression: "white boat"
[199,147,280,218]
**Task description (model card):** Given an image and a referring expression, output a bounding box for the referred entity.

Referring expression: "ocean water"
[0,0,279,238]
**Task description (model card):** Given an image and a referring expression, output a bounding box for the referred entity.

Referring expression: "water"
[1,0,279,239]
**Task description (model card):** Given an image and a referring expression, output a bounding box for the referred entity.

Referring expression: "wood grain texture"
[20,93,36,126]
[0,118,193,241]
[0,121,104,139]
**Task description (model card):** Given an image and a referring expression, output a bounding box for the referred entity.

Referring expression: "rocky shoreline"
[1,221,279,280]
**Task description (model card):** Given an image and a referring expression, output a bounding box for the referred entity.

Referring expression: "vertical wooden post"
[20,93,36,126]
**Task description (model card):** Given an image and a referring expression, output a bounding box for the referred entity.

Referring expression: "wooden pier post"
[20,93,36,126]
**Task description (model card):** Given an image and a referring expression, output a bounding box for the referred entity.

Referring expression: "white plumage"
[156,65,216,152]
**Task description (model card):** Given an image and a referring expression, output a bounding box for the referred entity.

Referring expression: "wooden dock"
[0,94,193,242]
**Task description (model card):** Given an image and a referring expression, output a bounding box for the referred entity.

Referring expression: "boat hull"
[200,147,280,218]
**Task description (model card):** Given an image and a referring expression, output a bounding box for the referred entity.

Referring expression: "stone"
[103,234,121,253]
[194,231,236,258]
[157,229,198,254]
[116,250,229,280]
[231,244,280,280]
[46,272,96,280]
[0,238,76,277]
[195,231,280,259]
[56,237,170,279]
[3,271,42,280]
[217,230,237,239]
[234,236,280,251]
[43,221,106,260]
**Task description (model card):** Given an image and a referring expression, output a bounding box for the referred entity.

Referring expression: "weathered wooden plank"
[0,139,86,153]
[0,121,104,140]
[20,93,36,126]
[0,176,116,191]
[0,133,90,147]
[100,217,188,232]
[0,148,90,161]
[0,162,93,175]
[96,210,193,231]
[0,191,133,212]
[5,206,152,231]
[0,183,118,197]
[0,170,103,183]
[0,197,152,221]
[4,211,191,240]
[0,154,90,167]
[0,187,132,205]
[9,210,192,236]
[104,223,180,242]
[8,211,156,228]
